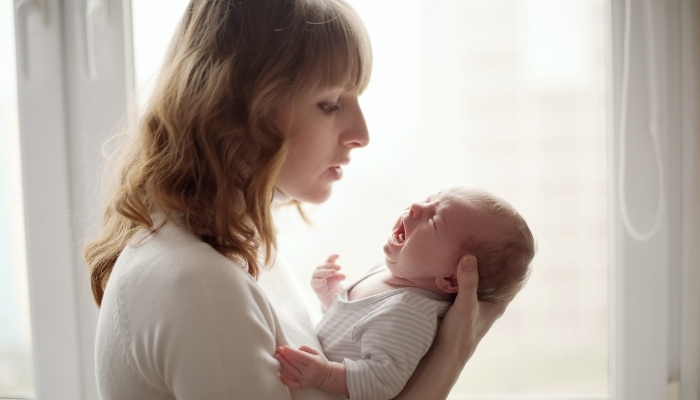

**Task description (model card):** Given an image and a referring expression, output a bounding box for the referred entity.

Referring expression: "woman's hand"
[440,254,508,361]
[310,254,346,312]
[395,255,508,400]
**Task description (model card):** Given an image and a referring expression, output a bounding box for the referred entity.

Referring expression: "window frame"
[607,0,699,399]
[12,0,132,398]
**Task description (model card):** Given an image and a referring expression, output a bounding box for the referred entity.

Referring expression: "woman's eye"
[319,103,340,113]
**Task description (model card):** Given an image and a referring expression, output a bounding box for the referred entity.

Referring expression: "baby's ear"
[435,274,459,294]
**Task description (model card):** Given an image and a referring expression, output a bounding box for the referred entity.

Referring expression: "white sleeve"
[343,303,438,400]
[132,258,292,399]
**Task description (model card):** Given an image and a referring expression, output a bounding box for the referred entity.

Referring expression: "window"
[0,1,33,397]
[10,0,698,398]
[131,0,190,104]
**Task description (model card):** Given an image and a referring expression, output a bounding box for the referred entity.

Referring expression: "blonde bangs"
[290,0,372,95]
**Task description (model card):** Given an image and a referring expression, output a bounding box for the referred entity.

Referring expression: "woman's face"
[274,86,369,204]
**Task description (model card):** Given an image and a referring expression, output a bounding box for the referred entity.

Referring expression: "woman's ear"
[435,274,459,294]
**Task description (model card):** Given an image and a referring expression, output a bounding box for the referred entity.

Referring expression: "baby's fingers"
[278,345,317,366]
[311,267,346,292]
[275,347,304,378]
[279,372,303,389]
[298,345,322,356]
[312,266,343,279]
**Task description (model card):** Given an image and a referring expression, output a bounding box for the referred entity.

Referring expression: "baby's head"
[384,186,535,303]
[457,188,535,303]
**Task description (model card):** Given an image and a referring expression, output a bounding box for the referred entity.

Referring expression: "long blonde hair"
[85,0,372,306]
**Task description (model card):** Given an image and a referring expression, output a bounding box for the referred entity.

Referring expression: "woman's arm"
[146,245,295,399]
[395,255,508,400]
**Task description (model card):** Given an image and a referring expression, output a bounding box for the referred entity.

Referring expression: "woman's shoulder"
[95,221,295,400]
[99,219,280,357]
[109,219,263,308]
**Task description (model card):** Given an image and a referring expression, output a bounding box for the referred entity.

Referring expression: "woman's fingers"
[448,255,483,323]
[454,255,507,335]
[455,255,479,301]
[438,255,509,359]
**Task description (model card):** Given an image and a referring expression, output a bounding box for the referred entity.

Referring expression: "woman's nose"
[341,99,369,148]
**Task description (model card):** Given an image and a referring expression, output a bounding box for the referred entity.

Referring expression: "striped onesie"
[316,266,451,400]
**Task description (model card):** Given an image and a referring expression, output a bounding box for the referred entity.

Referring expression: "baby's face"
[383,187,498,281]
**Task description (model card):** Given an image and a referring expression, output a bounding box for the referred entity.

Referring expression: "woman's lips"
[329,158,350,180]
[329,166,343,180]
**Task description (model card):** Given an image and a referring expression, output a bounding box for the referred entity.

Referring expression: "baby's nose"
[408,204,423,218]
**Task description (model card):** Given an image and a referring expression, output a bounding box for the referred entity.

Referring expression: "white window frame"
[607,0,699,399]
[13,0,131,398]
[11,0,698,399]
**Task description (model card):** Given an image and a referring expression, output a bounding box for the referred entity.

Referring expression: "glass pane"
[0,2,34,397]
[131,0,191,105]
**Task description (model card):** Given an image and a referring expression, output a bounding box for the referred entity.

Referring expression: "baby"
[274,186,536,399]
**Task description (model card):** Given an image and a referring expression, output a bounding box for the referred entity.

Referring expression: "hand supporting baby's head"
[449,187,536,304]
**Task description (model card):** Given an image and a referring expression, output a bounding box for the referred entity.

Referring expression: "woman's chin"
[307,191,332,204]
[287,187,333,205]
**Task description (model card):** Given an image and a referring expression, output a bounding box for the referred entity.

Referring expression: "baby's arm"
[311,254,346,312]
[274,345,349,397]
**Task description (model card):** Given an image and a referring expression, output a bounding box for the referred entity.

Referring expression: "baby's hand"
[275,345,348,397]
[311,254,346,312]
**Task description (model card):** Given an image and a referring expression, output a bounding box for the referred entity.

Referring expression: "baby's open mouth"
[392,219,406,244]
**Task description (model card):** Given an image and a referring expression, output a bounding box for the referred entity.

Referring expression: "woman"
[85,0,507,398]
